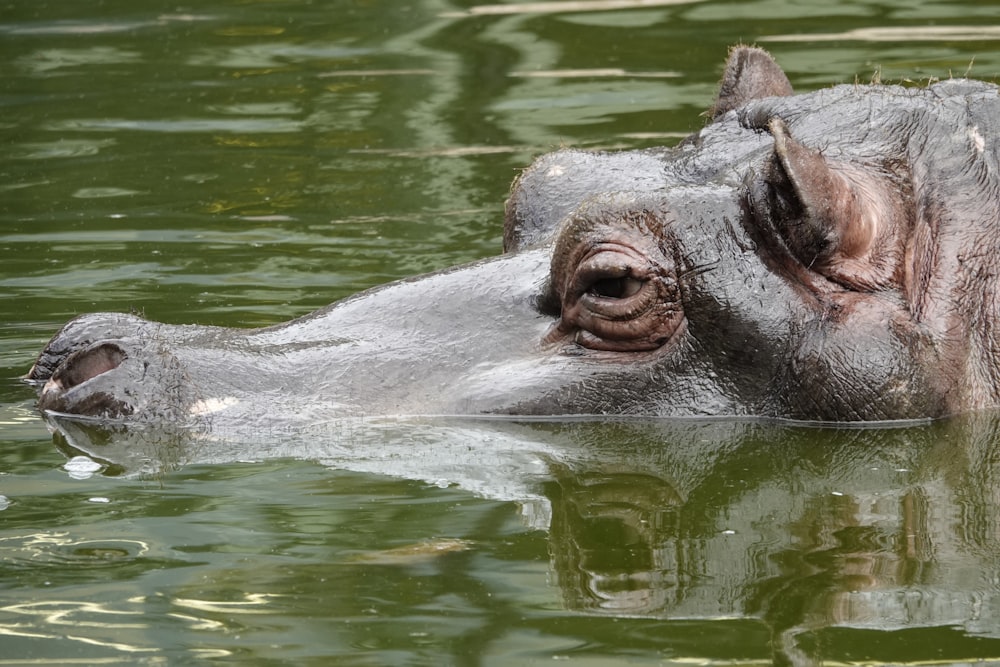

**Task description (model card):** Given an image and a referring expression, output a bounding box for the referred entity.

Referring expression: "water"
[3,0,1000,663]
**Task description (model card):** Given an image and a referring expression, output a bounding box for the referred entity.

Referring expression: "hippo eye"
[547,239,685,353]
[573,260,645,302]
[588,276,644,300]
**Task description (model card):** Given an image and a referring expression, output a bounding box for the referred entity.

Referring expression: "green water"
[4,0,1000,664]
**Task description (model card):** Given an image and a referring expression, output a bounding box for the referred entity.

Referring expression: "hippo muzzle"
[29,312,199,421]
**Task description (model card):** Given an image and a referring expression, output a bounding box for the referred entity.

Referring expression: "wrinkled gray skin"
[27,47,1000,426]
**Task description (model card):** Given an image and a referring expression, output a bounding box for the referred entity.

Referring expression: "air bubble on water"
[64,456,103,479]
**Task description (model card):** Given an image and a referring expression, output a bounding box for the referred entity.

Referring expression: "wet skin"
[27,47,1000,425]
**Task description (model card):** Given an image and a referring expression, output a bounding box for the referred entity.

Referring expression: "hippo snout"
[28,313,191,421]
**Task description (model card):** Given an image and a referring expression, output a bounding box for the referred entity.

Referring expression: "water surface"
[4,0,1000,663]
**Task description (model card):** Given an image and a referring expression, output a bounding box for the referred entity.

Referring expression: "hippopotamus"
[26,46,1000,426]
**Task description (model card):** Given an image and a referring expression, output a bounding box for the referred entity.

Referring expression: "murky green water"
[4,0,1000,664]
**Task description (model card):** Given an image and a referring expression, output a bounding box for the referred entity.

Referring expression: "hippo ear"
[750,118,907,291]
[710,46,793,120]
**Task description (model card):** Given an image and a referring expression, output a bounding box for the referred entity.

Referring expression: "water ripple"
[0,13,215,36]
[45,117,304,134]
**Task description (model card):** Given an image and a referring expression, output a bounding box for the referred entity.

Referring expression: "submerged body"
[27,47,1000,424]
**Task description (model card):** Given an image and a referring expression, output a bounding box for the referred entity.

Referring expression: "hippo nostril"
[37,342,135,419]
[48,343,127,392]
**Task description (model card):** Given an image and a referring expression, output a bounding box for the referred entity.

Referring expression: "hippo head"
[27,47,1000,427]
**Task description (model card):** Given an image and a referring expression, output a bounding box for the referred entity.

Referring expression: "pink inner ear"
[766,118,910,292]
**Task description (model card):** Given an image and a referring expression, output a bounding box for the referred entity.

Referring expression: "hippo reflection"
[541,416,1000,664]
[42,410,1000,664]
[27,47,1000,424]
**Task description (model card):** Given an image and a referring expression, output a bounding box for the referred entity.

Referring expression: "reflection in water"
[0,598,232,659]
[443,0,706,17]
[536,418,1000,663]
[0,531,148,564]
[764,25,1000,42]
[549,470,684,615]
[173,593,276,615]
[0,600,157,656]
[0,533,157,657]
[42,412,1000,663]
[15,46,142,74]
